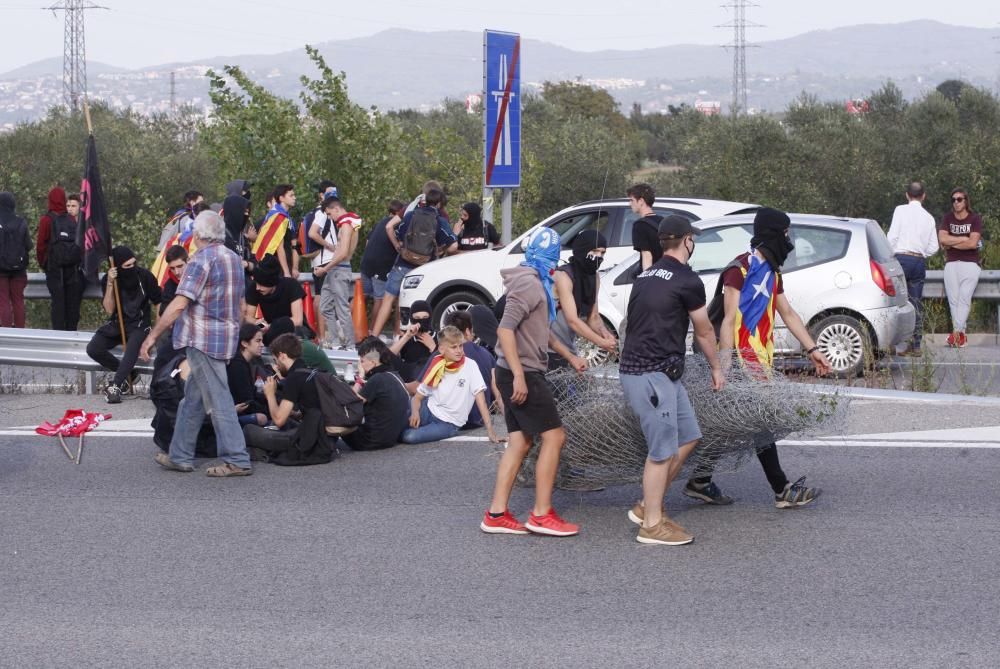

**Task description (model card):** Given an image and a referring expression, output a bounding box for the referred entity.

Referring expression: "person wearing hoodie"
[452,202,500,252]
[86,245,162,403]
[0,192,31,328]
[221,194,254,276]
[36,187,83,330]
[480,228,581,538]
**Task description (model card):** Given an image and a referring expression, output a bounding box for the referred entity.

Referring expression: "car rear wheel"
[431,291,489,332]
[810,314,872,378]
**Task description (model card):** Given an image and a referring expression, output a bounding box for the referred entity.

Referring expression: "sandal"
[206,462,253,477]
[154,451,194,472]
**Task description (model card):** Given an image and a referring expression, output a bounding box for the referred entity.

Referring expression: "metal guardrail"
[0,327,359,394]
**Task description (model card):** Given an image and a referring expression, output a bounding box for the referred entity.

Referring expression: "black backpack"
[0,215,29,273]
[399,207,439,266]
[692,258,743,355]
[309,369,365,435]
[47,211,82,268]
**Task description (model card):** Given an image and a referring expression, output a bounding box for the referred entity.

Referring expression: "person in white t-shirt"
[310,195,361,350]
[400,326,502,444]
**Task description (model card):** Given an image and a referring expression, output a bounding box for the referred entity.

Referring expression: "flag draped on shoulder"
[252,203,290,260]
[150,218,195,288]
[734,254,778,369]
[420,353,465,390]
[76,135,111,283]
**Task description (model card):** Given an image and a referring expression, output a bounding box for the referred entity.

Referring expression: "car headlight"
[402,275,424,290]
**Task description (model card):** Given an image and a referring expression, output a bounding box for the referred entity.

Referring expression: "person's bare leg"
[488,431,532,514]
[371,293,396,337]
[394,303,402,337]
[370,297,383,336]
[532,426,566,516]
[642,440,696,528]
[315,297,326,342]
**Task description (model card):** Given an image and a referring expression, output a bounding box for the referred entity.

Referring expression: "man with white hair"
[141,210,252,477]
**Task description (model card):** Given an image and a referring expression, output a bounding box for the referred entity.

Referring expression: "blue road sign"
[483,30,521,188]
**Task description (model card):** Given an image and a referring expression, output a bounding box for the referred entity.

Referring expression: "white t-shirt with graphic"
[418,360,487,427]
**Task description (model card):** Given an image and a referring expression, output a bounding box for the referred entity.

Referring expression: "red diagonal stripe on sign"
[485,36,520,185]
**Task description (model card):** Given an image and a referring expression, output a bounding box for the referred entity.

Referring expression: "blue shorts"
[385,264,410,298]
[361,273,387,300]
[620,371,701,462]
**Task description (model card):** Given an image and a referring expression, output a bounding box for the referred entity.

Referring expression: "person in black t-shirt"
[244,254,305,328]
[360,199,407,336]
[228,323,269,427]
[453,202,501,252]
[342,337,411,451]
[618,215,724,547]
[626,183,664,270]
[390,299,438,384]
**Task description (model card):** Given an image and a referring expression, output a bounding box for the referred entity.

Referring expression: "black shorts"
[312,271,326,295]
[495,366,562,436]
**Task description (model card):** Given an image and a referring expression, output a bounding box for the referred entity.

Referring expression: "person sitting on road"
[444,310,501,429]
[244,254,305,329]
[341,337,411,451]
[243,333,338,466]
[263,316,334,373]
[400,326,501,445]
[86,245,162,404]
[228,323,269,427]
[390,299,438,384]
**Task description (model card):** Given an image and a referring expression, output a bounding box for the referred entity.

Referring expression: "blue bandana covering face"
[521,228,562,322]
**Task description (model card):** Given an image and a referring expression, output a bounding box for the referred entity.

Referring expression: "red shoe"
[525,509,579,537]
[947,333,956,348]
[480,510,528,534]
[957,332,968,348]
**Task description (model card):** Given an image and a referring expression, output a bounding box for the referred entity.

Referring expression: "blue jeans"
[895,254,926,348]
[169,347,251,468]
[400,400,460,444]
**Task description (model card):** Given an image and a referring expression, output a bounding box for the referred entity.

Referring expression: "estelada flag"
[251,204,290,260]
[734,254,779,370]
[36,409,111,437]
[150,226,195,288]
[76,134,112,283]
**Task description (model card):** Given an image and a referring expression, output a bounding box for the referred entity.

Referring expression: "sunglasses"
[952,197,966,203]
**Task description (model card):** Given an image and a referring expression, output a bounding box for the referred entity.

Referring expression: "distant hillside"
[2,20,998,126]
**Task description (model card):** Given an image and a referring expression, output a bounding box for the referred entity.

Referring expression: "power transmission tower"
[44,1,109,111]
[719,1,759,116]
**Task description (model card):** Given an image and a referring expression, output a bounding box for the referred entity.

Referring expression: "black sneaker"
[775,476,821,508]
[105,385,122,404]
[683,481,734,505]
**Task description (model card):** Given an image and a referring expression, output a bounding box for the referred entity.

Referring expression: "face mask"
[578,252,604,274]
[414,317,432,332]
[684,238,696,261]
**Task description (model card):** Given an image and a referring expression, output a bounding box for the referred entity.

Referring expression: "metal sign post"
[483,29,521,244]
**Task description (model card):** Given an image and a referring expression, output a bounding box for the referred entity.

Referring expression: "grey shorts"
[620,371,701,462]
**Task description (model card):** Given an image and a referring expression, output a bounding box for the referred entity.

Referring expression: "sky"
[1,0,998,72]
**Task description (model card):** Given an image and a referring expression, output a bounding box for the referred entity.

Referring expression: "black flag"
[77,134,112,283]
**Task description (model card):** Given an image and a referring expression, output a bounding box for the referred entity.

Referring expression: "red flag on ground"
[76,135,112,283]
[35,409,111,437]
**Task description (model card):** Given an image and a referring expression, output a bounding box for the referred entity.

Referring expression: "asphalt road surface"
[1,395,999,668]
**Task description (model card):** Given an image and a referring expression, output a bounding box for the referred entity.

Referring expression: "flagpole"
[83,96,127,348]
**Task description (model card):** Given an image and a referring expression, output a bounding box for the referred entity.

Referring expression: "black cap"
[658,214,701,240]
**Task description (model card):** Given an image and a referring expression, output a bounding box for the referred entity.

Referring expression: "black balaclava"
[222,194,249,243]
[410,300,433,333]
[112,245,140,290]
[460,202,484,239]
[562,229,607,317]
[0,192,16,222]
[750,207,794,270]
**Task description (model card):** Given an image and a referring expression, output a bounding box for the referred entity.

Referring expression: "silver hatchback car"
[598,214,916,377]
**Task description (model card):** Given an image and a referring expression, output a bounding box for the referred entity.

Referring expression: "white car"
[600,213,916,377]
[398,197,758,327]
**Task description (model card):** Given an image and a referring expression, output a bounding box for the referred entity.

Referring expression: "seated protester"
[400,326,501,445]
[87,246,162,404]
[228,323,269,427]
[356,334,405,376]
[159,244,189,316]
[264,316,334,373]
[452,202,501,252]
[243,333,337,466]
[548,230,617,370]
[150,351,217,457]
[444,310,501,429]
[468,297,504,357]
[390,299,438,383]
[244,254,305,328]
[341,337,411,451]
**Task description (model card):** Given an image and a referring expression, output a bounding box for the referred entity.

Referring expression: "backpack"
[0,215,29,273]
[299,208,322,255]
[692,258,744,355]
[309,369,365,435]
[399,207,439,266]
[47,211,82,268]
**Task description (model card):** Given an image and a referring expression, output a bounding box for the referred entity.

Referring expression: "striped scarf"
[420,353,465,389]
